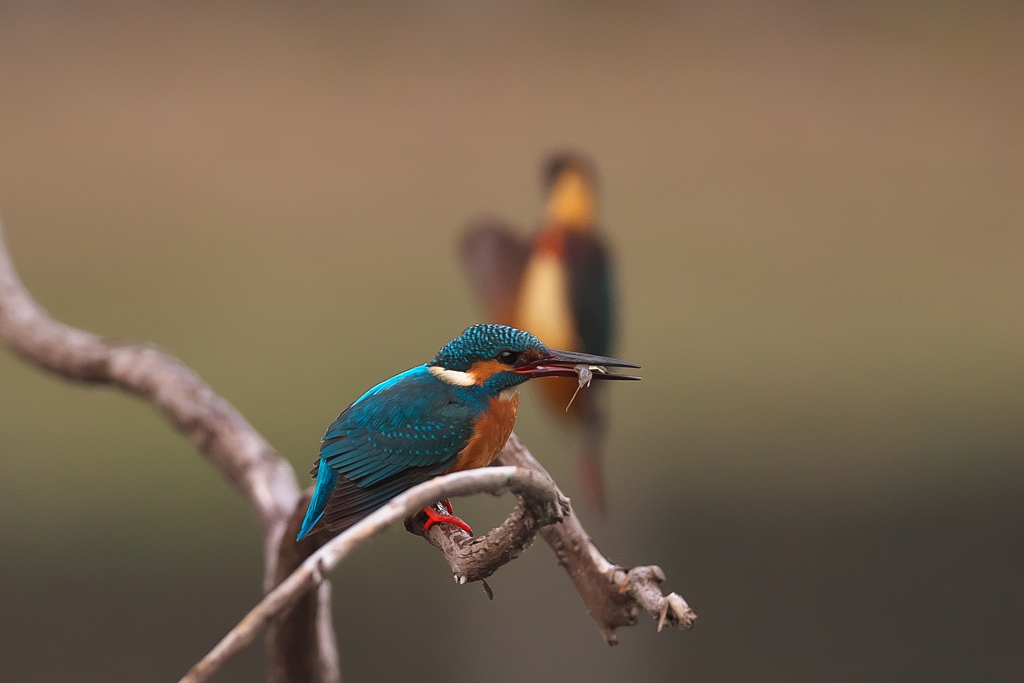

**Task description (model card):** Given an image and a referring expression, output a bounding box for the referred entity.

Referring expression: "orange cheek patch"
[469,359,509,383]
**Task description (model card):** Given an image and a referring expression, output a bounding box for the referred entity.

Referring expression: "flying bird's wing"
[563,230,615,357]
[459,216,532,325]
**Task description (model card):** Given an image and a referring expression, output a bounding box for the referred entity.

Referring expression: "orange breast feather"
[447,393,520,473]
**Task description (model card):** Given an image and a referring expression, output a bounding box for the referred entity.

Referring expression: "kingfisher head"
[428,323,640,395]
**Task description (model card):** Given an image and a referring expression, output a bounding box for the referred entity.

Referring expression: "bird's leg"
[421,499,473,535]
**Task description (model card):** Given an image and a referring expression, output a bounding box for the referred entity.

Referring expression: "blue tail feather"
[296,459,338,540]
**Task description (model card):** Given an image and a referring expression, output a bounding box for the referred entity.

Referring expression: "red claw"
[421,500,473,535]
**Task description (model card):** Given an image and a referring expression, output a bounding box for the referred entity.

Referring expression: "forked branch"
[0,221,694,683]
[498,435,695,644]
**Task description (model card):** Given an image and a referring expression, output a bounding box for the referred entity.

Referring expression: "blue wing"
[296,366,477,539]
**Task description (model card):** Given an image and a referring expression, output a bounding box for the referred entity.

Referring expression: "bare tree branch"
[405,455,571,584]
[0,220,694,683]
[180,466,563,683]
[406,439,697,642]
[190,436,695,682]
[267,489,341,683]
[0,222,300,590]
[497,434,696,644]
[0,220,338,680]
[404,434,695,641]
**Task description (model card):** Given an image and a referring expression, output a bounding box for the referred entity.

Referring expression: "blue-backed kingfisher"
[460,152,618,512]
[296,324,639,540]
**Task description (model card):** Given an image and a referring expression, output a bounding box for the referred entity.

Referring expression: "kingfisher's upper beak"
[515,348,642,381]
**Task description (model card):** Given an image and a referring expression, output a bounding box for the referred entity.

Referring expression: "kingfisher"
[460,152,618,512]
[296,324,639,540]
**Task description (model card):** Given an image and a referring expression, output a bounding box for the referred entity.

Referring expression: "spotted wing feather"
[299,366,477,537]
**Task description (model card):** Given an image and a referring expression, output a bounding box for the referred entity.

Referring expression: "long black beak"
[516,348,642,381]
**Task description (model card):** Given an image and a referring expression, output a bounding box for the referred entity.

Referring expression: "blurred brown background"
[0,1,1022,681]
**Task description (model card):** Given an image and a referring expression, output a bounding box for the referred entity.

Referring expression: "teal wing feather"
[296,366,478,539]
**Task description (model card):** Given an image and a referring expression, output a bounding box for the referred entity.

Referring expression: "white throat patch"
[429,365,476,386]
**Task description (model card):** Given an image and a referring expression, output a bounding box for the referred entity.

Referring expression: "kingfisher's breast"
[447,391,520,473]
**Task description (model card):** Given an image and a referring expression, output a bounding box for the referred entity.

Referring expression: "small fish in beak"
[515,348,642,381]
[565,364,600,411]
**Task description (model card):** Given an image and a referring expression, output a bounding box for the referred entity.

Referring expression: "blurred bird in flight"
[296,324,639,541]
[460,152,619,513]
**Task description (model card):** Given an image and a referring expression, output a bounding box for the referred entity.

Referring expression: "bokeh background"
[1,1,1022,681]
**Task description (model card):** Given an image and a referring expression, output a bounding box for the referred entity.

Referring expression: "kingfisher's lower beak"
[515,349,642,381]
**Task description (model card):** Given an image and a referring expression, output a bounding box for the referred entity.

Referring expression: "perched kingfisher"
[460,152,618,512]
[296,324,639,540]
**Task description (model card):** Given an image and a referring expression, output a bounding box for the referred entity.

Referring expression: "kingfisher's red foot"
[422,501,473,535]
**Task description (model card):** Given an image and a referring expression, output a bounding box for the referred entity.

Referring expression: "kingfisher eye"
[497,350,520,364]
